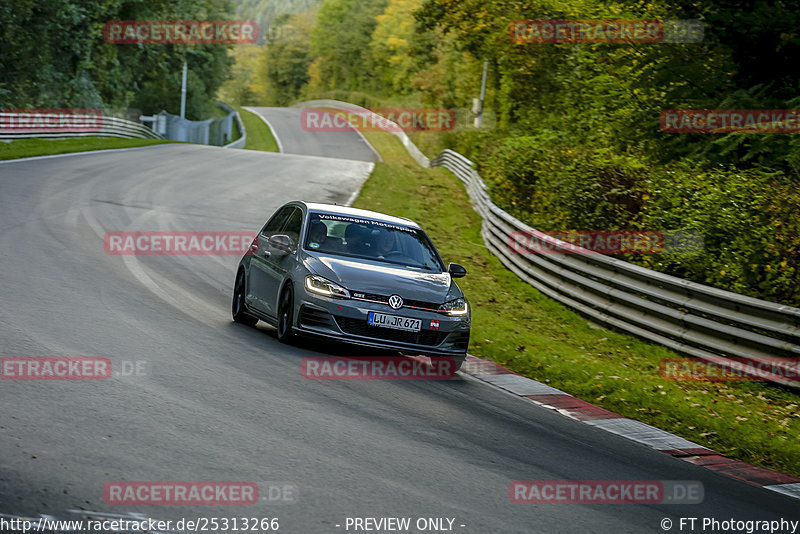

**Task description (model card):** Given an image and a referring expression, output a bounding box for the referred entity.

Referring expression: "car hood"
[304,253,460,303]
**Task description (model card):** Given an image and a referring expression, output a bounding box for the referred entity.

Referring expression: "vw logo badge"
[388,294,403,310]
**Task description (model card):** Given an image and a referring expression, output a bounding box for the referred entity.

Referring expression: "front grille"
[350,291,441,312]
[350,292,389,304]
[403,298,441,311]
[334,316,448,346]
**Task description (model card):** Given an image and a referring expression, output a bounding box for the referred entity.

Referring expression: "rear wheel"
[232,270,258,327]
[276,284,294,343]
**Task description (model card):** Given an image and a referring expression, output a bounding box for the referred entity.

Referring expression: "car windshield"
[304,211,444,272]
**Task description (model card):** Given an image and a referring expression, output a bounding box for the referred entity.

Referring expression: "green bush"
[480,134,647,231]
[639,164,800,305]
[462,131,800,307]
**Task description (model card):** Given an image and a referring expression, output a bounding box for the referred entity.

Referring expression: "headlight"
[305,275,350,298]
[439,297,468,316]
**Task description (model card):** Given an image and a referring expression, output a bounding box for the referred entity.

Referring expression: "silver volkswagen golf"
[232,201,470,368]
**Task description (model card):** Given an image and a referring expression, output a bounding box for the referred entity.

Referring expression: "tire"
[276,284,294,343]
[232,270,258,327]
[452,355,466,373]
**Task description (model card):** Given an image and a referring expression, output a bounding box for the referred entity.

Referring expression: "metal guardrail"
[147,102,243,147]
[290,99,800,387]
[0,113,162,140]
[219,101,246,149]
[430,149,800,388]
[0,103,245,147]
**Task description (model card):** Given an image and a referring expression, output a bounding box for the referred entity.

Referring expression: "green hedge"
[435,131,800,307]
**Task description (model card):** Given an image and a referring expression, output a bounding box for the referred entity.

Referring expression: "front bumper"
[295,291,470,355]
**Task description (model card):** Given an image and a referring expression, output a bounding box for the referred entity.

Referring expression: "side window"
[261,206,293,236]
[279,208,304,250]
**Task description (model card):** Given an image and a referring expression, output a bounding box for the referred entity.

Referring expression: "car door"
[249,206,293,316]
[261,207,304,314]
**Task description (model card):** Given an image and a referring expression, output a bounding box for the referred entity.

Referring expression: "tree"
[0,0,234,119]
[310,0,388,93]
[370,0,422,92]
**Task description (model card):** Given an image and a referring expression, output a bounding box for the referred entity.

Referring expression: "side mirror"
[269,234,292,255]
[448,262,467,278]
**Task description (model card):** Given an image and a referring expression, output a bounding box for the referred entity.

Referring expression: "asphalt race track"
[244,107,380,162]
[0,134,798,533]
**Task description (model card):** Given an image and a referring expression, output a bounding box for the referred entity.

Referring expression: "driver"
[307,221,328,250]
[375,228,396,258]
[344,224,370,255]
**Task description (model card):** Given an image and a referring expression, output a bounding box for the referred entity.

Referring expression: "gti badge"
[388,294,403,309]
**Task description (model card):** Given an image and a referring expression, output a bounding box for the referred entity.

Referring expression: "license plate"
[367,312,421,332]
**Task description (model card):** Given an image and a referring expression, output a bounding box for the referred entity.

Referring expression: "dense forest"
[0,0,234,119]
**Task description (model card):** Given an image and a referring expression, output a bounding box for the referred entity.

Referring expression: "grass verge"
[0,137,173,161]
[235,106,279,152]
[354,129,800,477]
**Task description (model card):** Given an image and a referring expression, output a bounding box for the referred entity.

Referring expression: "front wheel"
[232,270,258,327]
[276,284,295,343]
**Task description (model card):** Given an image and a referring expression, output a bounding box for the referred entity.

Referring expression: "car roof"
[300,201,422,229]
